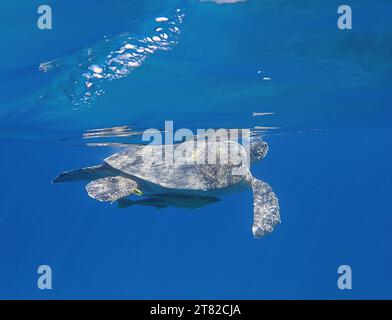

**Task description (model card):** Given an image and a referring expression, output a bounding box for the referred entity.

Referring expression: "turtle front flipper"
[251,177,280,238]
[86,176,142,202]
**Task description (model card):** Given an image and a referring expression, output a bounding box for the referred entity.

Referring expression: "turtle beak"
[133,188,143,196]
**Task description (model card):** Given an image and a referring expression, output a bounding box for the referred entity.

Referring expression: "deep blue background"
[0,0,391,299]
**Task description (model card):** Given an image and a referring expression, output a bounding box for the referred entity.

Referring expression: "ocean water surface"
[0,0,391,299]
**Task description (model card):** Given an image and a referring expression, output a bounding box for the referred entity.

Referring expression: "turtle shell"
[104,140,250,190]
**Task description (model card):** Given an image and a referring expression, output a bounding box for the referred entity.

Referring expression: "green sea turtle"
[53,139,280,237]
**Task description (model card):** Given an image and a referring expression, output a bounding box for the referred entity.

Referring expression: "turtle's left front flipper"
[86,176,142,202]
[251,177,280,238]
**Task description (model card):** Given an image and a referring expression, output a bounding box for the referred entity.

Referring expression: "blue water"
[0,0,391,299]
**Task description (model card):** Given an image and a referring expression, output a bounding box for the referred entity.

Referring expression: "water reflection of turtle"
[53,140,280,238]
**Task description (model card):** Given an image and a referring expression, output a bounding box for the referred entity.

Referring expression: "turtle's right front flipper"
[251,177,280,238]
[86,176,142,202]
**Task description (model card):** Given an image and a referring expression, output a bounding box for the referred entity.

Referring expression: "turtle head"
[250,140,269,162]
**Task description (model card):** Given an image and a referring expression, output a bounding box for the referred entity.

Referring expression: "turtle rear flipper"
[52,164,114,183]
[86,176,142,202]
[251,177,280,238]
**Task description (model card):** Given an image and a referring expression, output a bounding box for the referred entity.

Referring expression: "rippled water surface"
[0,0,391,298]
